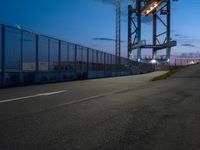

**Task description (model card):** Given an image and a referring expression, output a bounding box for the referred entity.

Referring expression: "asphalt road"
[0,65,200,150]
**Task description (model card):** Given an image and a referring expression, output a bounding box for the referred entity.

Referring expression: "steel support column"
[166,0,171,62]
[152,11,157,60]
[128,0,142,62]
[136,0,142,61]
[128,5,132,59]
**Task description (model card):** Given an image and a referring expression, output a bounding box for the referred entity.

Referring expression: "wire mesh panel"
[105,53,108,65]
[105,53,108,72]
[102,52,104,65]
[82,47,88,78]
[4,26,22,85]
[93,50,97,73]
[88,49,93,63]
[112,55,116,65]
[0,25,2,73]
[0,25,2,85]
[5,27,21,72]
[110,54,113,65]
[76,45,83,79]
[76,45,82,62]
[38,36,49,72]
[87,49,93,78]
[98,52,104,77]
[22,31,36,83]
[60,41,69,71]
[111,55,115,75]
[93,50,97,64]
[87,49,94,78]
[82,47,87,62]
[124,58,128,66]
[68,43,76,73]
[49,38,59,72]
[95,51,100,77]
[97,51,100,64]
[98,51,101,66]
[108,54,112,72]
[68,43,75,62]
[22,31,36,72]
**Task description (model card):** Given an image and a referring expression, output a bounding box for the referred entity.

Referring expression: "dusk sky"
[0,0,199,57]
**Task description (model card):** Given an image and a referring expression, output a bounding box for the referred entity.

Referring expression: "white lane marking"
[52,88,131,108]
[0,90,67,104]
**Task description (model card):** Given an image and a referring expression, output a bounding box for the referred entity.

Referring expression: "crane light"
[141,0,166,16]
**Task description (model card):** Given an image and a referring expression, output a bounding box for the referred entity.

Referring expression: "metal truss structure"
[128,0,177,64]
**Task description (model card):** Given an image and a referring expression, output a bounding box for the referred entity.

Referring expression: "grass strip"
[152,66,187,81]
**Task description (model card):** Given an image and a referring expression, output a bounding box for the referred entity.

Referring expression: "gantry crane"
[128,0,177,64]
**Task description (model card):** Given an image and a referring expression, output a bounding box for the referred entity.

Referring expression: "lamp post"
[116,0,121,65]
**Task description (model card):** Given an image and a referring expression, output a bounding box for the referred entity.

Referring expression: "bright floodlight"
[189,61,195,65]
[151,59,157,64]
[167,59,170,63]
[141,0,166,16]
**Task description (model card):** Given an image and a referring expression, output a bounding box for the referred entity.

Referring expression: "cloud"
[173,33,200,48]
[93,37,125,43]
[93,37,115,41]
[174,34,188,38]
[181,44,196,47]
[95,0,128,5]
[95,0,115,5]
[179,52,200,58]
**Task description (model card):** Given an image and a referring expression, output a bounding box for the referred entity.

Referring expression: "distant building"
[170,57,200,66]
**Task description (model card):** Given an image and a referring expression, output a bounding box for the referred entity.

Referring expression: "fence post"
[111,54,112,76]
[87,48,89,78]
[81,46,83,78]
[58,40,61,81]
[35,34,39,83]
[1,25,5,86]
[96,51,98,77]
[92,49,94,78]
[20,30,23,84]
[104,53,106,77]
[75,45,77,78]
[101,52,103,76]
[67,43,69,80]
[48,38,50,81]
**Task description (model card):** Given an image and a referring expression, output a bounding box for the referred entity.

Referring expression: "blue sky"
[0,0,199,57]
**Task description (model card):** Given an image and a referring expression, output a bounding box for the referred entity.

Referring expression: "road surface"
[0,65,200,150]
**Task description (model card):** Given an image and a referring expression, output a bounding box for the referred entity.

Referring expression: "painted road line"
[50,88,133,109]
[0,90,67,104]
